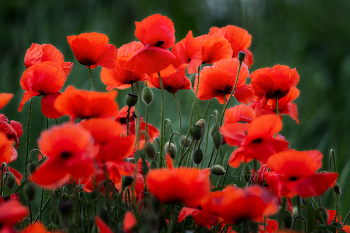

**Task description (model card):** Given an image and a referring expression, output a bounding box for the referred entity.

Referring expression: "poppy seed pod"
[238,51,246,62]
[242,164,251,183]
[122,176,134,188]
[333,182,341,195]
[3,171,15,189]
[179,135,191,147]
[145,142,156,159]
[212,131,223,149]
[192,148,204,164]
[27,162,37,175]
[191,125,202,140]
[150,160,158,170]
[283,210,292,229]
[24,182,36,201]
[126,93,138,107]
[211,165,226,176]
[142,86,154,105]
[165,142,177,159]
[316,207,328,225]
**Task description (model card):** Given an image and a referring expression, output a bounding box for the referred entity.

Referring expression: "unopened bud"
[59,200,73,216]
[3,171,15,189]
[211,165,226,176]
[27,162,37,175]
[125,94,138,107]
[242,164,251,183]
[165,142,177,159]
[210,124,220,139]
[142,86,154,105]
[333,182,341,195]
[122,176,134,188]
[73,212,83,228]
[150,160,158,170]
[192,148,203,164]
[179,135,191,147]
[145,142,156,159]
[46,223,59,232]
[191,125,202,140]
[24,182,36,201]
[238,51,246,62]
[316,207,328,225]
[195,119,206,132]
[212,131,222,149]
[283,210,292,229]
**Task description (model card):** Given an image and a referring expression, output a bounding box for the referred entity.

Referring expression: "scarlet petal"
[21,222,47,233]
[0,200,28,225]
[95,216,113,233]
[118,41,144,56]
[0,93,13,110]
[201,36,233,64]
[220,123,249,146]
[18,91,41,112]
[41,93,64,119]
[291,173,338,197]
[67,158,95,178]
[234,85,254,104]
[123,211,137,232]
[178,207,218,227]
[247,115,283,139]
[94,44,119,70]
[62,61,73,76]
[9,121,23,138]
[224,104,255,124]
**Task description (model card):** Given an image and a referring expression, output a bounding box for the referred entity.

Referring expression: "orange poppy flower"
[147,64,191,94]
[18,61,67,118]
[124,14,176,74]
[208,25,253,68]
[24,43,73,76]
[172,31,233,74]
[30,123,98,188]
[54,86,119,121]
[202,186,278,224]
[0,132,16,165]
[258,218,278,233]
[177,207,219,227]
[67,32,118,70]
[0,200,28,232]
[221,114,289,167]
[118,41,144,56]
[224,104,256,125]
[0,93,13,110]
[123,211,136,233]
[21,222,52,233]
[146,168,211,207]
[250,65,300,106]
[0,114,22,148]
[194,58,253,104]
[95,216,113,233]
[265,150,338,197]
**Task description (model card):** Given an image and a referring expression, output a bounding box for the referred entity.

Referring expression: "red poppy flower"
[177,207,219,227]
[201,186,278,224]
[124,14,176,74]
[123,211,136,233]
[221,114,289,167]
[172,31,233,74]
[0,132,16,165]
[146,168,211,207]
[194,58,253,104]
[208,25,253,67]
[0,93,13,110]
[118,41,144,56]
[0,114,22,148]
[147,64,191,94]
[95,216,113,233]
[0,200,28,232]
[24,43,73,76]
[258,218,278,233]
[0,193,20,204]
[21,222,50,233]
[224,104,256,125]
[30,123,98,188]
[54,86,119,121]
[67,32,118,70]
[18,61,67,118]
[250,65,300,106]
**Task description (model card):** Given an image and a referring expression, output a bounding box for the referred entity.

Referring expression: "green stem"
[202,99,212,120]
[158,72,165,168]
[130,185,142,227]
[34,196,50,223]
[178,140,195,166]
[219,61,242,125]
[126,106,131,135]
[278,197,286,229]
[344,209,350,225]
[88,65,94,91]
[167,204,177,233]
[207,148,216,168]
[172,93,183,135]
[103,163,112,226]
[134,82,141,164]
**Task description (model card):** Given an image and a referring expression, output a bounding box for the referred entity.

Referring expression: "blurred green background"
[1,0,350,218]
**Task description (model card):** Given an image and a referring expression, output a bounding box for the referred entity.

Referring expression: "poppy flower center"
[289,176,298,181]
[155,40,165,47]
[61,150,72,159]
[218,86,233,95]
[252,138,262,143]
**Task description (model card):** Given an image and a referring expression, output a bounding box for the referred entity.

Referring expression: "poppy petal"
[291,173,338,197]
[234,85,254,104]
[95,216,113,233]
[18,91,41,112]
[178,207,218,227]
[0,200,28,224]
[41,93,64,119]
[0,93,13,110]
[201,36,233,64]
[94,44,119,70]
[123,211,136,232]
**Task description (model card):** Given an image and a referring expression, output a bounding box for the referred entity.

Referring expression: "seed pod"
[27,162,37,175]
[3,171,15,189]
[165,142,177,159]
[191,125,202,140]
[211,165,226,176]
[238,51,246,62]
[179,135,191,147]
[145,142,156,159]
[242,164,251,183]
[125,93,138,107]
[212,131,223,149]
[283,210,292,229]
[150,160,158,170]
[192,148,204,164]
[333,182,341,195]
[142,86,154,105]
[316,207,328,225]
[122,176,134,188]
[73,212,83,228]
[24,182,36,201]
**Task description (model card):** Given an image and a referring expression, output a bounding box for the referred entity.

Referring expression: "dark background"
[1,0,350,216]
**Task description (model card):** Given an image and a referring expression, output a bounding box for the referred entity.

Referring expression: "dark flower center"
[289,176,298,181]
[218,86,233,95]
[61,151,72,159]
[252,138,263,143]
[155,40,165,47]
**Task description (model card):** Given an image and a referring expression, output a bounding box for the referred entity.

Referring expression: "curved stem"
[126,106,131,135]
[158,72,165,168]
[88,65,94,91]
[178,139,195,166]
[202,99,212,120]
[172,93,183,135]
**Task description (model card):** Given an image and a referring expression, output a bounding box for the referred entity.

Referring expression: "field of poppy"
[1,0,350,233]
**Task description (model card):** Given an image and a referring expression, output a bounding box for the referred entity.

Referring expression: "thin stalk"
[0,163,9,195]
[202,115,218,168]
[88,65,94,91]
[344,209,350,225]
[278,197,287,229]
[34,196,50,223]
[207,148,216,168]
[134,82,142,168]
[202,99,212,120]
[167,204,177,233]
[172,93,183,135]
[158,72,165,168]
[103,163,112,226]
[40,117,49,221]
[196,98,200,121]
[130,185,142,227]
[178,140,195,166]
[126,106,131,135]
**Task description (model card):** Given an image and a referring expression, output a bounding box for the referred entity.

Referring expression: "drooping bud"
[333,182,341,195]
[142,86,154,105]
[213,110,219,118]
[24,182,36,201]
[73,212,83,228]
[125,93,138,107]
[211,165,226,176]
[191,125,202,140]
[210,124,220,139]
[127,158,136,163]
[192,148,204,164]
[27,162,37,175]
[179,135,191,147]
[59,200,73,216]
[150,160,158,170]
[165,142,177,159]
[3,171,16,189]
[212,131,223,149]
[122,176,134,188]
[196,119,206,130]
[316,207,328,226]
[283,210,292,229]
[145,142,156,159]
[242,164,251,183]
[238,51,246,62]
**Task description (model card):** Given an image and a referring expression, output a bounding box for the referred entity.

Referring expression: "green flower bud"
[242,164,251,183]
[195,119,206,132]
[165,142,177,159]
[210,124,220,139]
[125,93,138,107]
[333,182,341,195]
[73,212,83,228]
[150,160,158,170]
[212,131,222,149]
[3,171,16,189]
[27,162,37,175]
[142,86,154,105]
[191,125,202,140]
[211,165,226,176]
[122,176,134,188]
[238,51,246,62]
[283,210,292,229]
[316,207,328,226]
[145,142,156,159]
[192,148,204,164]
[179,135,191,147]
[24,182,36,201]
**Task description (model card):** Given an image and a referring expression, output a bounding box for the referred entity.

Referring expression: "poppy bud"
[333,182,341,195]
[238,51,246,62]
[125,93,138,107]
[195,119,206,132]
[213,110,219,118]
[122,176,134,188]
[211,165,226,176]
[283,210,292,229]
[192,148,204,164]
[242,164,251,183]
[150,160,158,170]
[24,182,36,201]
[59,200,73,216]
[179,135,191,147]
[247,220,259,233]
[73,212,83,228]
[212,131,223,149]
[46,223,59,232]
[127,158,136,163]
[61,193,70,201]
[165,142,177,159]
[27,162,37,175]
[210,124,220,139]
[142,86,154,105]
[145,142,156,159]
[191,125,202,140]
[3,171,16,189]
[316,207,328,225]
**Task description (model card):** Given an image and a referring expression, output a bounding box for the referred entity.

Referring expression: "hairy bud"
[165,142,177,159]
[212,131,223,149]
[125,93,138,107]
[179,135,191,147]
[192,148,204,164]
[145,142,156,159]
[191,125,202,140]
[211,165,226,176]
[142,86,154,105]
[3,171,15,189]
[122,176,134,188]
[24,182,36,201]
